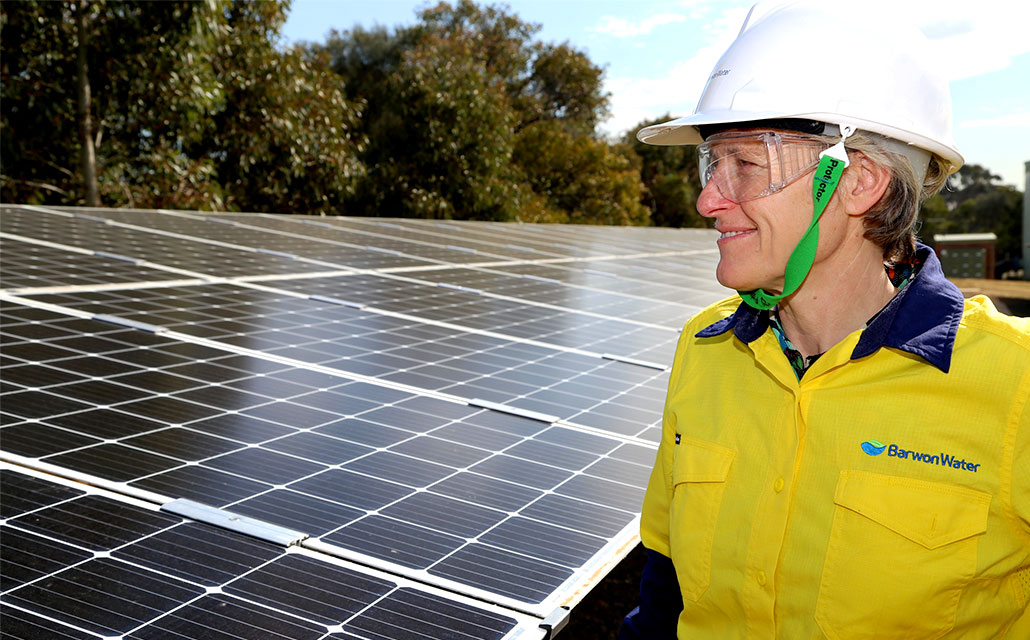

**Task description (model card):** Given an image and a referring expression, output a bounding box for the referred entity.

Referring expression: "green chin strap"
[737,138,851,310]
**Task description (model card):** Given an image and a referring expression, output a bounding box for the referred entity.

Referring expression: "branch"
[0,175,73,197]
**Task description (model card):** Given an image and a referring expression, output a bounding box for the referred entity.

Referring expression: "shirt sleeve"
[1007,367,1030,532]
[618,549,682,640]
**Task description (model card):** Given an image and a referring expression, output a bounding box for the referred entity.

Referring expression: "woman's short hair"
[820,131,950,263]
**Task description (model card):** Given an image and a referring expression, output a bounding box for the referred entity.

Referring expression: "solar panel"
[0,468,535,639]
[1,203,729,637]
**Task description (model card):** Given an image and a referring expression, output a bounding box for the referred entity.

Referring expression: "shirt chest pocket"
[669,437,735,602]
[816,470,990,640]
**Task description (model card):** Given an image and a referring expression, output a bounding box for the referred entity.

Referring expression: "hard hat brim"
[636,111,963,175]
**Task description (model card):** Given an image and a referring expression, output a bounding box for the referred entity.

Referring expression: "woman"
[620,3,1030,638]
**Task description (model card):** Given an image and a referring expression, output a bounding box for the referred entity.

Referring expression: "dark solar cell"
[124,594,327,640]
[283,389,378,414]
[203,447,327,485]
[288,469,410,511]
[109,369,204,393]
[344,587,517,640]
[185,413,296,443]
[0,423,101,458]
[229,489,364,536]
[223,553,393,624]
[0,604,104,640]
[242,401,340,428]
[343,451,452,488]
[264,431,374,465]
[0,527,92,592]
[527,491,635,537]
[113,522,282,586]
[430,542,571,603]
[1,363,86,388]
[3,558,204,635]
[380,492,506,539]
[315,418,413,448]
[129,465,271,507]
[0,470,84,518]
[7,495,179,550]
[43,443,182,482]
[173,385,272,411]
[43,408,167,439]
[2,390,92,419]
[120,427,245,461]
[323,515,464,569]
[116,395,224,424]
[429,472,542,512]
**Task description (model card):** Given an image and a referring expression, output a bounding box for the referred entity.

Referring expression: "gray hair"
[817,128,949,263]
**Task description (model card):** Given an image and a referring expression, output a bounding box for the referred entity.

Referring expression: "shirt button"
[757,570,767,586]
[774,477,784,493]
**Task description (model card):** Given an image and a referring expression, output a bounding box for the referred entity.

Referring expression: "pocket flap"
[834,470,990,549]
[672,437,735,484]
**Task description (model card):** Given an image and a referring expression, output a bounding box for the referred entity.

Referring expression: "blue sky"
[282,0,1029,191]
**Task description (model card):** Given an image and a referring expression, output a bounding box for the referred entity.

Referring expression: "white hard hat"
[637,1,964,174]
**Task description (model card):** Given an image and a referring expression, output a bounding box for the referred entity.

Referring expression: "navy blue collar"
[695,245,965,372]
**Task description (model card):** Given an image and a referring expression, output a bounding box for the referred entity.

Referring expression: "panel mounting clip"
[539,606,571,639]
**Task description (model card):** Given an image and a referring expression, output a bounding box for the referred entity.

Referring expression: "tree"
[75,0,99,206]
[918,164,1023,265]
[2,0,364,213]
[200,2,365,214]
[2,0,227,208]
[310,0,635,223]
[515,120,647,224]
[622,115,706,228]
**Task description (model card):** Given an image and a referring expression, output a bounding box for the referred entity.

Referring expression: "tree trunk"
[75,0,99,206]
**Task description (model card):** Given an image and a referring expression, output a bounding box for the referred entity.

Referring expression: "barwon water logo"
[861,439,980,472]
[861,440,887,455]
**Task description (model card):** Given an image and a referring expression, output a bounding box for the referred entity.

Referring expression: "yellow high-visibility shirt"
[640,290,1030,639]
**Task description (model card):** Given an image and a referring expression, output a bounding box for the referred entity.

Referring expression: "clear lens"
[698,132,828,202]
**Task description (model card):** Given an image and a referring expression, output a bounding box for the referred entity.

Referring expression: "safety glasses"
[697,131,831,203]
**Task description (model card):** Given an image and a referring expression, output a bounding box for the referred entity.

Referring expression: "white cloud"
[960,113,1030,128]
[598,6,748,137]
[589,13,688,38]
[892,1,1030,81]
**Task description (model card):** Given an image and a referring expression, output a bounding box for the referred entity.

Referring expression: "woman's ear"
[842,152,891,217]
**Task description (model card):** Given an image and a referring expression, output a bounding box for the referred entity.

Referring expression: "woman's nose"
[697,178,733,218]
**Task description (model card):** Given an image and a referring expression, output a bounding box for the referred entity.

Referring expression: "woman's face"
[696,129,849,293]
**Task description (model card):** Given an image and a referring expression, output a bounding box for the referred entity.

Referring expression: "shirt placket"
[743,335,804,635]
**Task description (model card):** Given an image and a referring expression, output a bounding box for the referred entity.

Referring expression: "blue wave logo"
[861,440,887,456]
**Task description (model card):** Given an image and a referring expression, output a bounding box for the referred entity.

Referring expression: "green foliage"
[315,0,631,223]
[1,0,364,212]
[201,2,364,214]
[515,121,647,224]
[1,0,228,208]
[919,164,1024,262]
[621,115,706,228]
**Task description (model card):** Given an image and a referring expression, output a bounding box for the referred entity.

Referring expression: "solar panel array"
[0,204,729,639]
